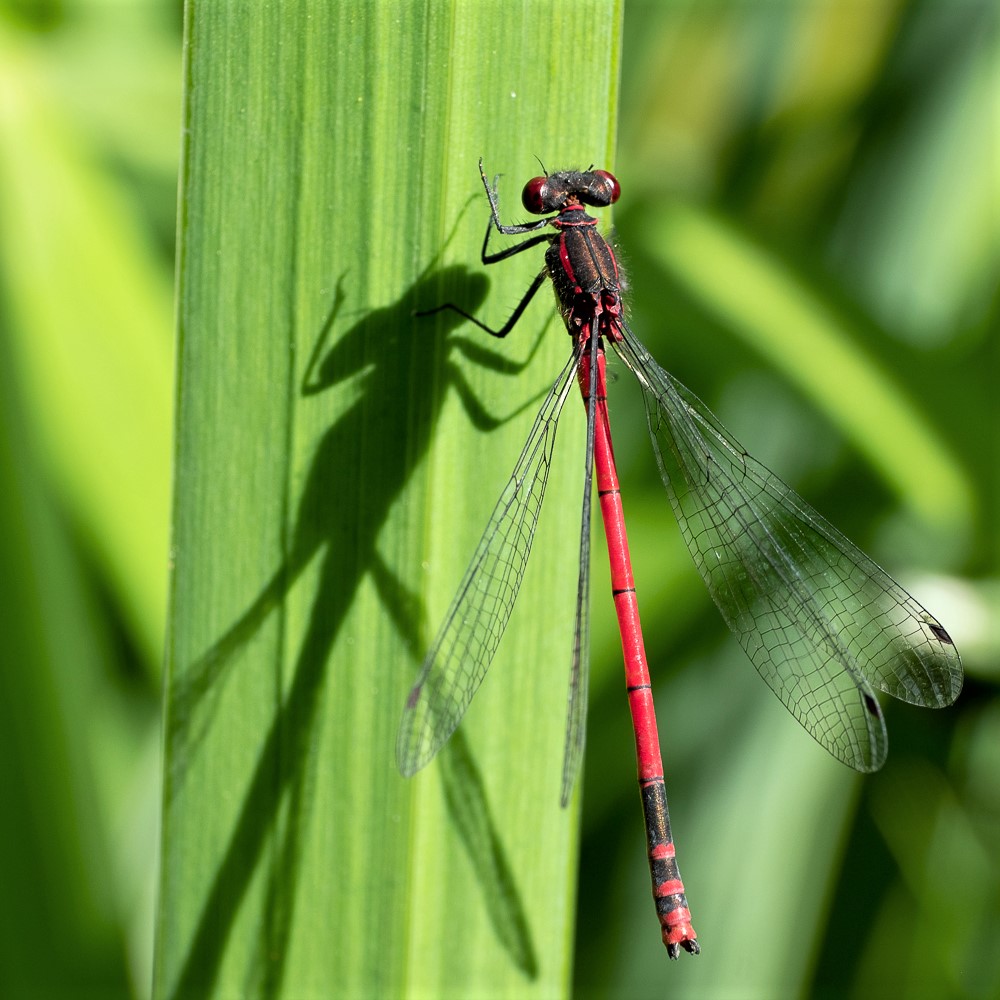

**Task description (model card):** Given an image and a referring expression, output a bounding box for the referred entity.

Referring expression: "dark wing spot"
[929,623,954,644]
[864,693,879,717]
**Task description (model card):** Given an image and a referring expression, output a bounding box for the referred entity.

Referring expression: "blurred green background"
[0,0,996,997]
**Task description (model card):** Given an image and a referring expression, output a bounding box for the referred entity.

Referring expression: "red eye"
[522,176,549,214]
[594,170,620,204]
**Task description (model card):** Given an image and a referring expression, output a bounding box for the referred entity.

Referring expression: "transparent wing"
[612,329,962,772]
[397,351,581,777]
[560,333,600,806]
[560,550,590,805]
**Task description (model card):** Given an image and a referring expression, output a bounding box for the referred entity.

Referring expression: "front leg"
[417,270,547,339]
[478,157,551,237]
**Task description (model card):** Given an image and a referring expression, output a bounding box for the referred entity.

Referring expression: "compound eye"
[593,170,620,205]
[522,176,550,214]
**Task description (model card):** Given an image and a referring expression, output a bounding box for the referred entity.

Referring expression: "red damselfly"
[397,160,963,957]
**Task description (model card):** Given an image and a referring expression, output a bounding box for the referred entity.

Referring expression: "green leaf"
[156,2,621,997]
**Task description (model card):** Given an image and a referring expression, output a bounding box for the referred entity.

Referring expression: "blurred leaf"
[0,18,174,666]
[830,1,1000,344]
[639,198,973,531]
[0,267,131,998]
[865,759,998,998]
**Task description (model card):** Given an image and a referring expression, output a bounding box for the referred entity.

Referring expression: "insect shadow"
[166,264,550,997]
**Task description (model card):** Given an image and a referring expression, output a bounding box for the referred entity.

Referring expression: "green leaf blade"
[157,2,621,997]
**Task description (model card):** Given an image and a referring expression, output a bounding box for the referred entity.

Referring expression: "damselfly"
[397,161,962,957]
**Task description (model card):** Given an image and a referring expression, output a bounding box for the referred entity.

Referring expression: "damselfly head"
[521,169,621,215]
